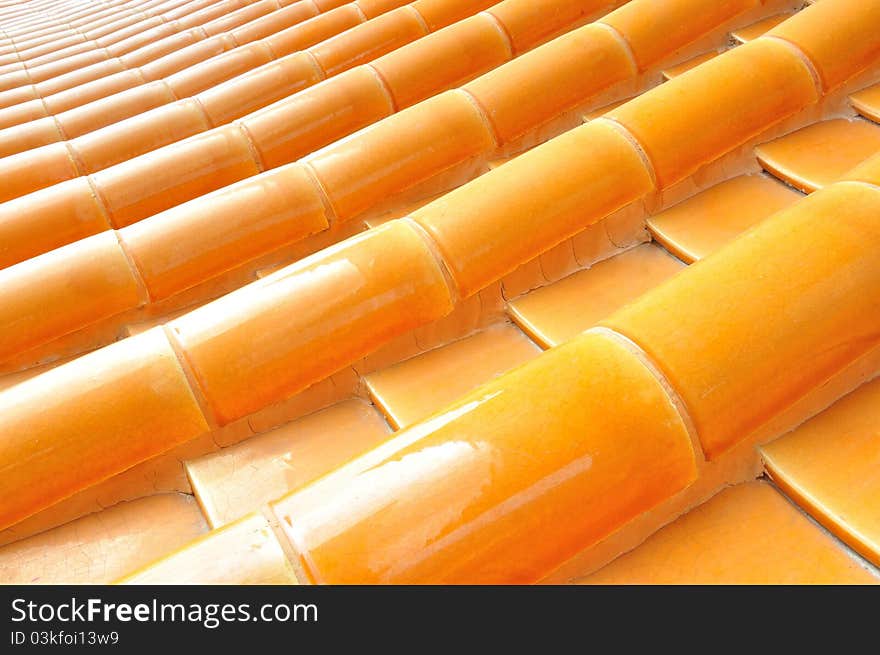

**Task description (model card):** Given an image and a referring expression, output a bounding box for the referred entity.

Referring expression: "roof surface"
[0,0,878,584]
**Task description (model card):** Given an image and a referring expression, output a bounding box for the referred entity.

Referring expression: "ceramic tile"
[365,323,540,428]
[647,174,802,262]
[762,377,880,567]
[755,118,880,192]
[580,482,878,584]
[186,399,391,527]
[508,244,684,348]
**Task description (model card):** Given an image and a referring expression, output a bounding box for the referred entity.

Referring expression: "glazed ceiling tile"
[508,244,684,348]
[580,482,878,584]
[660,50,718,81]
[646,174,802,263]
[117,512,299,584]
[365,323,541,429]
[755,118,880,193]
[186,399,392,527]
[0,493,208,584]
[730,13,792,44]
[851,83,880,123]
[762,378,880,567]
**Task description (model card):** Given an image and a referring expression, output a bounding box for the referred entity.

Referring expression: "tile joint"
[585,326,705,464]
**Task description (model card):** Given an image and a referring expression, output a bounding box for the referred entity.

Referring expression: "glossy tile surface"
[187,399,392,527]
[272,331,696,584]
[365,324,541,428]
[755,119,880,192]
[647,175,802,263]
[661,51,717,81]
[762,377,880,567]
[851,83,880,123]
[508,244,684,348]
[118,512,299,584]
[581,482,878,584]
[730,13,791,44]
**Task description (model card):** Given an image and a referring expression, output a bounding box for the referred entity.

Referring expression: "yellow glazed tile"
[580,482,878,584]
[508,244,684,348]
[0,494,207,584]
[271,330,697,584]
[762,377,880,567]
[661,51,718,81]
[647,175,802,263]
[755,119,880,192]
[730,13,792,44]
[117,513,299,584]
[364,324,541,429]
[851,83,880,123]
[186,399,392,527]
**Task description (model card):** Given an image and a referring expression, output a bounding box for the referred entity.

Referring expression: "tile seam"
[405,4,430,35]
[161,324,223,431]
[594,116,659,190]
[585,326,705,464]
[235,120,266,171]
[760,34,823,95]
[112,229,152,306]
[351,2,367,22]
[458,87,501,148]
[188,93,216,128]
[364,62,398,112]
[593,20,638,74]
[303,49,327,81]
[299,160,340,224]
[479,9,514,58]
[401,215,461,306]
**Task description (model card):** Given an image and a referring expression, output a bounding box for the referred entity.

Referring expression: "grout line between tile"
[585,326,705,464]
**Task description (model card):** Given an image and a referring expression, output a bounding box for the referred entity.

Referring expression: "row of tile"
[0,0,398,130]
[0,0,778,369]
[0,0,876,554]
[0,0,631,355]
[0,0,278,94]
[0,0,208,48]
[0,0,503,200]
[255,149,880,582]
[0,0,341,93]
[0,0,303,73]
